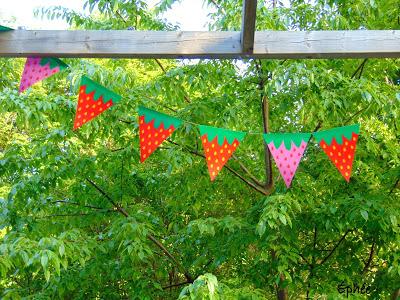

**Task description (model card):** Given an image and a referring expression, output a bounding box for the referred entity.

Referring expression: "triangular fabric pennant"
[264,132,311,188]
[138,106,182,162]
[19,57,68,93]
[0,25,13,31]
[313,124,360,182]
[199,125,246,181]
[74,76,121,130]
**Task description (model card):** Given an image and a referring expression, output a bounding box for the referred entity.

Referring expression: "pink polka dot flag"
[264,133,311,188]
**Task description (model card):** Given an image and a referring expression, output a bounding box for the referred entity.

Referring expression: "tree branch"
[167,139,272,195]
[351,59,368,79]
[362,242,375,274]
[50,200,105,210]
[162,280,191,289]
[319,229,352,266]
[85,177,193,282]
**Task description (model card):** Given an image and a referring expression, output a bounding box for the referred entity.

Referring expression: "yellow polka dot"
[160,128,163,132]
[233,143,237,147]
[168,128,172,133]
[162,135,166,139]
[148,134,151,138]
[148,149,151,153]
[347,165,351,170]
[141,138,144,142]
[338,152,342,157]
[85,104,89,108]
[352,137,356,141]
[207,157,211,161]
[224,144,227,149]
[211,144,215,148]
[212,171,215,176]
[211,164,214,168]
[343,147,347,152]
[350,145,354,149]
[155,133,158,137]
[343,159,346,163]
[217,166,220,171]
[222,157,225,162]
[345,141,348,146]
[84,112,88,116]
[78,107,82,111]
[334,159,338,163]
[155,141,159,145]
[329,152,333,156]
[90,112,94,116]
[141,130,144,134]
[92,105,96,109]
[206,149,209,153]
[148,141,151,145]
[214,151,217,155]
[143,145,146,150]
[86,96,90,101]
[340,166,343,170]
[77,114,81,119]
[220,149,223,153]
[203,138,207,143]
[322,144,326,149]
[345,172,349,177]
[147,125,150,130]
[348,155,351,159]
[83,118,86,122]
[140,119,143,124]
[228,150,231,154]
[215,159,219,163]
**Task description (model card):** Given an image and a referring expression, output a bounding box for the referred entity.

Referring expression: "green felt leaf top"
[264,132,311,150]
[80,76,122,103]
[199,125,246,146]
[39,57,69,70]
[0,25,13,31]
[138,106,182,129]
[313,124,360,145]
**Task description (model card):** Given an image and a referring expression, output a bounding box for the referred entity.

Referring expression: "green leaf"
[360,210,368,221]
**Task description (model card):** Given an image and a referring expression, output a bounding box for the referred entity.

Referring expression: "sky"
[0,0,211,30]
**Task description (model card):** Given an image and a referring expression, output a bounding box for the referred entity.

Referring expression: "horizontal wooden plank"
[0,30,399,59]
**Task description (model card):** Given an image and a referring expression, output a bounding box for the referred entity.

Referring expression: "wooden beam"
[241,0,257,53]
[0,30,399,59]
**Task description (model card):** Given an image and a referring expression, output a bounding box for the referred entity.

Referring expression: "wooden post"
[241,0,257,54]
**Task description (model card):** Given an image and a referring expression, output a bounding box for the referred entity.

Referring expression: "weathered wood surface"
[0,30,399,59]
[241,0,257,53]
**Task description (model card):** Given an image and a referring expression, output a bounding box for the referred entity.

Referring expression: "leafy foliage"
[0,0,399,299]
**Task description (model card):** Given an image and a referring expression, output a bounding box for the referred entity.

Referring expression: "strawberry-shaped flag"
[138,106,182,162]
[74,76,122,130]
[264,133,311,188]
[313,124,360,182]
[199,125,246,181]
[0,25,13,31]
[19,57,68,93]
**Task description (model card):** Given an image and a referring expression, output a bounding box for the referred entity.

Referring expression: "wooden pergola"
[0,0,399,59]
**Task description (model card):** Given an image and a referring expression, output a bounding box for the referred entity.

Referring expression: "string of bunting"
[4,47,360,187]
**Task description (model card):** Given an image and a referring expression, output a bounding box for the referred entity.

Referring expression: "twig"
[351,59,368,79]
[162,280,191,289]
[50,200,106,210]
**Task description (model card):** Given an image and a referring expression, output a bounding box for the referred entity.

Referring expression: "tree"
[0,0,399,299]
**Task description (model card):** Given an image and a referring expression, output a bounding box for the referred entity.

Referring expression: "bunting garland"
[264,133,311,188]
[199,125,246,180]
[0,25,13,31]
[313,124,360,182]
[138,106,182,162]
[19,57,68,93]
[74,76,121,130]
[10,53,361,186]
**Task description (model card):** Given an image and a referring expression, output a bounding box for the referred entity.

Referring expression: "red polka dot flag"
[74,76,121,130]
[199,125,246,181]
[138,106,182,162]
[19,57,68,93]
[264,133,311,188]
[313,124,360,182]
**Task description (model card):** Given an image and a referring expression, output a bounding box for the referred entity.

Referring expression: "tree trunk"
[391,288,400,300]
